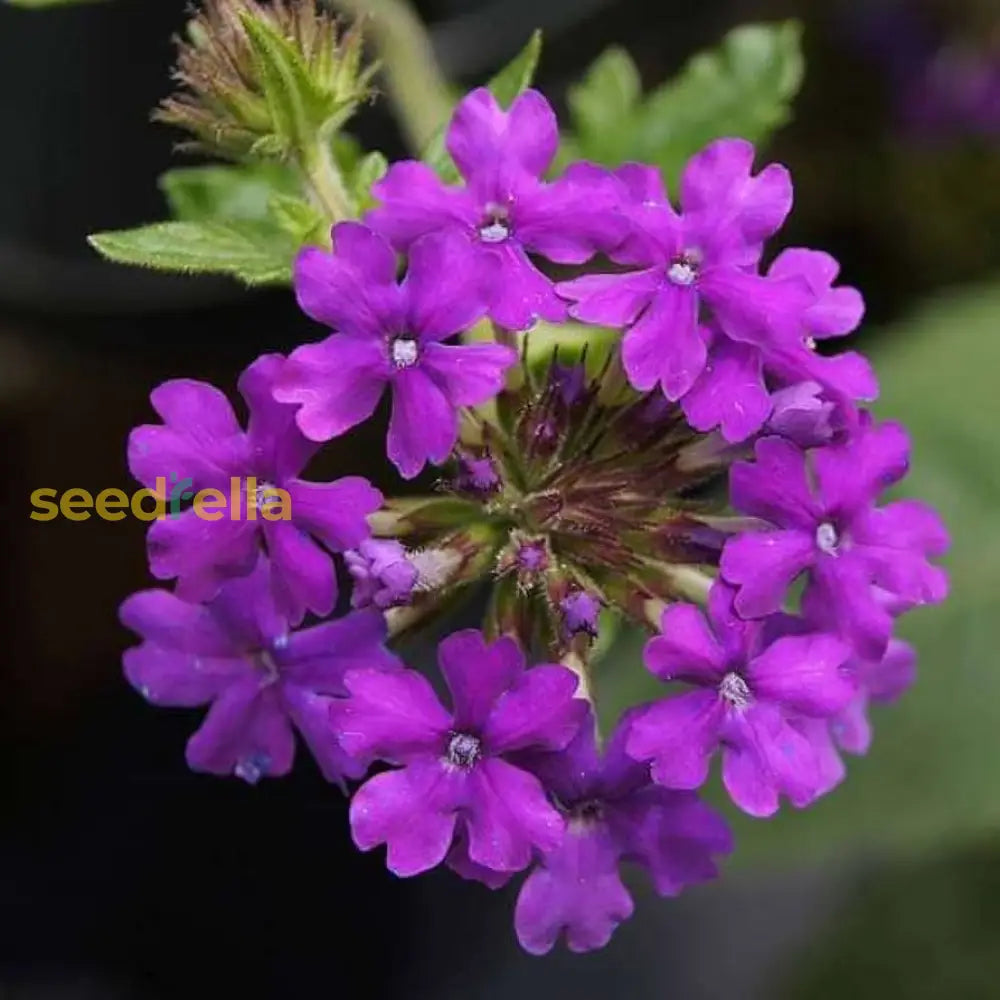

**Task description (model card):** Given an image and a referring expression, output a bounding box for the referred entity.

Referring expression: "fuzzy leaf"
[88,220,296,285]
[350,151,389,214]
[159,164,300,224]
[267,193,327,246]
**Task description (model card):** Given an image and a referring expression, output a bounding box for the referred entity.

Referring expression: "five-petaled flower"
[627,583,855,816]
[128,353,382,622]
[276,223,518,478]
[366,88,627,331]
[121,557,402,786]
[720,422,949,658]
[329,630,588,876]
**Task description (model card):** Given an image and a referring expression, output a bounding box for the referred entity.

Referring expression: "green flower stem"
[327,0,454,151]
[299,134,354,226]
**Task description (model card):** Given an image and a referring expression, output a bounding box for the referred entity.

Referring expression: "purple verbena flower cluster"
[121,87,948,954]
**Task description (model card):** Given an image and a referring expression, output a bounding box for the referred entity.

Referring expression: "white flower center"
[816,521,839,555]
[479,220,510,243]
[719,672,752,709]
[391,336,419,368]
[446,732,482,768]
[668,261,697,285]
[668,248,702,286]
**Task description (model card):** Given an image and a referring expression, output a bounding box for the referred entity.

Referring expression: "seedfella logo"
[30,474,292,522]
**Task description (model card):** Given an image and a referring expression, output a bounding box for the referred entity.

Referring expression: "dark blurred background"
[1,0,998,996]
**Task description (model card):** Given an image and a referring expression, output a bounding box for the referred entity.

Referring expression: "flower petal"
[294,226,403,337]
[119,588,238,655]
[237,353,317,481]
[349,757,464,876]
[331,668,451,761]
[803,556,894,660]
[680,138,792,250]
[682,335,771,442]
[286,476,382,552]
[278,608,401,691]
[483,665,587,754]
[644,603,726,684]
[274,334,388,442]
[437,630,524,732]
[626,691,725,790]
[146,508,260,604]
[485,241,568,331]
[464,758,565,871]
[745,633,855,716]
[621,284,704,398]
[720,529,815,619]
[729,435,820,528]
[514,825,633,955]
[813,420,910,516]
[123,645,245,706]
[421,341,518,406]
[404,230,490,340]
[264,520,336,624]
[386,366,458,479]
[719,702,822,816]
[558,268,662,326]
[185,681,294,782]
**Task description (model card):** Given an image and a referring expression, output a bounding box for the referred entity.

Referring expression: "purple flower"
[329,630,588,876]
[560,591,601,638]
[128,354,382,622]
[454,451,500,494]
[627,583,855,816]
[275,223,517,479]
[720,424,949,657]
[365,88,626,331]
[345,538,418,609]
[558,145,876,442]
[120,557,402,786]
[766,380,840,447]
[832,638,916,755]
[510,712,732,954]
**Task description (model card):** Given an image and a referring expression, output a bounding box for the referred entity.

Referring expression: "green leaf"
[566,22,803,188]
[88,220,297,285]
[566,47,642,164]
[423,32,544,183]
[350,151,389,214]
[486,28,543,109]
[267,193,327,246]
[159,164,300,224]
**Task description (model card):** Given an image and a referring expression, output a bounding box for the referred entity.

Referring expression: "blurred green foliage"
[782,843,1000,999]
[562,22,804,189]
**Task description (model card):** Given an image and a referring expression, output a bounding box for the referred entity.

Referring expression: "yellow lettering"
[29,488,59,521]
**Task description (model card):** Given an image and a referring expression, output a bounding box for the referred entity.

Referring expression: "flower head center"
[390,335,419,369]
[478,203,511,243]
[251,649,281,686]
[668,248,702,286]
[719,671,752,709]
[446,731,482,769]
[568,798,605,832]
[816,521,840,555]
